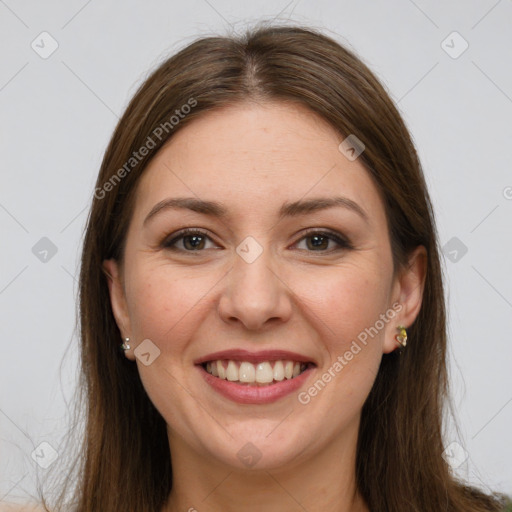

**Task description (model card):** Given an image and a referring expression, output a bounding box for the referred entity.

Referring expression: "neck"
[163,421,369,512]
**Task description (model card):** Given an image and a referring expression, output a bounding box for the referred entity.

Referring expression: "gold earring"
[395,326,407,347]
[121,337,131,351]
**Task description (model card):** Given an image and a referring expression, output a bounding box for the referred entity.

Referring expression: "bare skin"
[104,100,426,511]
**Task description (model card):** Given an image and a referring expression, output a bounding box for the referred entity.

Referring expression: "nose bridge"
[218,235,291,330]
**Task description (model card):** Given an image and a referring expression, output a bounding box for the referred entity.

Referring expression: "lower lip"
[197,364,315,404]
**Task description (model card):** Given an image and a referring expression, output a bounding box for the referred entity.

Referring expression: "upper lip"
[194,349,316,365]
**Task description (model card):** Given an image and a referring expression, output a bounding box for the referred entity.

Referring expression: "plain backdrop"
[1,0,511,504]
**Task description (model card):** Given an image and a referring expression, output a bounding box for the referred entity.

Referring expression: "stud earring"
[395,326,407,347]
[121,337,131,351]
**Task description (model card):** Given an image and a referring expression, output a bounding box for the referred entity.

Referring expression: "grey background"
[1,0,511,504]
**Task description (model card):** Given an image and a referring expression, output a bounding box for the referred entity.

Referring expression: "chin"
[197,419,315,471]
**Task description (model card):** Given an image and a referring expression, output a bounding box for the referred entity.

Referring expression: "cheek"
[295,263,391,393]
[273,264,391,443]
[125,263,213,354]
[298,262,392,345]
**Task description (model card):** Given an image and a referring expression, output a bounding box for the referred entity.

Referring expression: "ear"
[102,258,135,360]
[383,245,427,354]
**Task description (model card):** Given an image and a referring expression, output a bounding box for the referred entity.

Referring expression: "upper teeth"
[205,360,306,384]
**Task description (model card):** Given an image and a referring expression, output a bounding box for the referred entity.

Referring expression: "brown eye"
[294,230,352,252]
[181,234,206,250]
[306,234,330,250]
[162,228,352,254]
[162,229,216,251]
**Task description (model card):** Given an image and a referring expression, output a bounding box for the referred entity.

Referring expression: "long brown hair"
[46,23,509,511]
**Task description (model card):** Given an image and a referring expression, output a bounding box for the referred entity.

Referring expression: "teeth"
[255,362,273,383]
[273,360,285,381]
[284,361,293,379]
[217,360,226,379]
[204,359,308,385]
[226,360,238,381]
[239,362,255,383]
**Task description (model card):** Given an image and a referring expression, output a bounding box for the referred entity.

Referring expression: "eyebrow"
[143,196,369,226]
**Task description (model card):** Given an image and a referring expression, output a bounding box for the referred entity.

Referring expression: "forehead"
[132,101,387,227]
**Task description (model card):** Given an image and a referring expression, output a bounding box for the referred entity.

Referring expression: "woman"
[41,23,509,511]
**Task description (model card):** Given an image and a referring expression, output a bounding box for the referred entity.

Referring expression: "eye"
[293,229,352,253]
[161,228,352,254]
[162,228,218,252]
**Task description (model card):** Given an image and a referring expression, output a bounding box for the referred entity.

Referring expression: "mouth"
[195,350,316,404]
[202,359,313,386]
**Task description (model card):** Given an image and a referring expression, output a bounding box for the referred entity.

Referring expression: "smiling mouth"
[202,359,314,386]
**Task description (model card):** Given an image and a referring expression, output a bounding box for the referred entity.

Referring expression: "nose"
[217,242,293,331]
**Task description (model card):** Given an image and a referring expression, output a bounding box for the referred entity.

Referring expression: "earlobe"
[383,246,427,354]
[102,259,134,359]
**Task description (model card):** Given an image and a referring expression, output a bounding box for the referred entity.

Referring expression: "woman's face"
[104,101,424,471]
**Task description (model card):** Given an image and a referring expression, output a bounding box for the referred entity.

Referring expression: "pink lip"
[194,349,315,365]
[197,364,315,405]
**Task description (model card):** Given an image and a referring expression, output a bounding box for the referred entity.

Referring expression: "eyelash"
[161,228,353,254]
